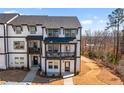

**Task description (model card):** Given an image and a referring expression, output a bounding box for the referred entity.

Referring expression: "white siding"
[76,58,80,72]
[42,41,45,57]
[41,58,45,71]
[59,28,64,37]
[9,54,27,68]
[0,55,6,69]
[77,41,80,57]
[76,28,81,40]
[43,27,47,39]
[0,38,5,53]
[0,24,4,36]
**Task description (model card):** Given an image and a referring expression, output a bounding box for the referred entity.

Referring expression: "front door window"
[33,56,38,65]
[65,61,70,72]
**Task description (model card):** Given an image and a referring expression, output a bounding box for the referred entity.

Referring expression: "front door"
[33,56,38,65]
[65,61,70,72]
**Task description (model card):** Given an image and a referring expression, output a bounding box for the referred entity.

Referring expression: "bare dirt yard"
[0,69,28,84]
[73,56,123,85]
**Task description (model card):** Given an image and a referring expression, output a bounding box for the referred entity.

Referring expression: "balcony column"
[60,43,62,76]
[45,43,47,76]
[40,40,42,70]
[74,43,77,75]
[27,40,29,69]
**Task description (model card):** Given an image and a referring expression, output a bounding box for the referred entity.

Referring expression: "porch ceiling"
[26,35,43,40]
[44,37,76,43]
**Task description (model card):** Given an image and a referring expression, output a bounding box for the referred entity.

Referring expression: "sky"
[0,8,114,35]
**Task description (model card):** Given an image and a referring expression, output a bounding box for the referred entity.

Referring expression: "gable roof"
[9,15,81,28]
[0,13,18,23]
[44,16,81,28]
[9,15,47,25]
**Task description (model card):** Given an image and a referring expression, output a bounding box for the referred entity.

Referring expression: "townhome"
[0,13,81,76]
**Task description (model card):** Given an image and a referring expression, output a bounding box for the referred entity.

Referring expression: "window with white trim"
[15,57,24,65]
[48,62,53,69]
[15,26,22,34]
[14,41,25,49]
[29,26,37,34]
[48,44,59,52]
[15,57,19,64]
[47,29,59,37]
[64,29,77,37]
[54,61,58,69]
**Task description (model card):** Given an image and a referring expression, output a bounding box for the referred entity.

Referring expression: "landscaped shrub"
[88,51,96,59]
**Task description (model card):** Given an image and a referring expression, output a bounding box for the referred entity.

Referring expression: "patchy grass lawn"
[32,75,64,85]
[0,69,28,83]
[72,58,91,85]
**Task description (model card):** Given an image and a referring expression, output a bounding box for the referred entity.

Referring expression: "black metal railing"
[46,51,75,57]
[28,48,41,54]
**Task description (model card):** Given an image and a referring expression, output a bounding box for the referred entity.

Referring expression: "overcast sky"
[0,8,114,35]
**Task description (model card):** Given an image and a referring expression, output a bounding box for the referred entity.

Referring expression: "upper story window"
[64,29,77,37]
[29,26,37,34]
[14,41,25,49]
[48,44,59,52]
[15,26,22,34]
[47,29,59,37]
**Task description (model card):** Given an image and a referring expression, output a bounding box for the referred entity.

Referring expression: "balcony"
[46,51,75,58]
[28,48,41,54]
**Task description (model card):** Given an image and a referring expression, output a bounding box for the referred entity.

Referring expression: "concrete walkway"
[2,82,31,85]
[22,67,39,82]
[64,77,73,85]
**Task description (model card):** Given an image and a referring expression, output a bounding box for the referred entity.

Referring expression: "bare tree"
[106,8,124,62]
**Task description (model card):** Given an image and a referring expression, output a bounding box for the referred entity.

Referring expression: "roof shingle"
[9,15,81,28]
[0,13,18,23]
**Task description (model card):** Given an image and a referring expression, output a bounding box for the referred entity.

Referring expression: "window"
[47,29,59,37]
[65,45,70,52]
[64,29,77,37]
[48,62,53,69]
[48,44,59,52]
[54,61,58,69]
[15,57,19,64]
[20,57,24,64]
[15,57,24,65]
[14,41,25,49]
[15,26,22,34]
[29,26,36,34]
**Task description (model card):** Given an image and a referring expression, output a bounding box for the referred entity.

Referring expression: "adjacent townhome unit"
[0,13,81,76]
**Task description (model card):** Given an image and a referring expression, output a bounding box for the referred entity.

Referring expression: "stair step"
[63,74,74,79]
